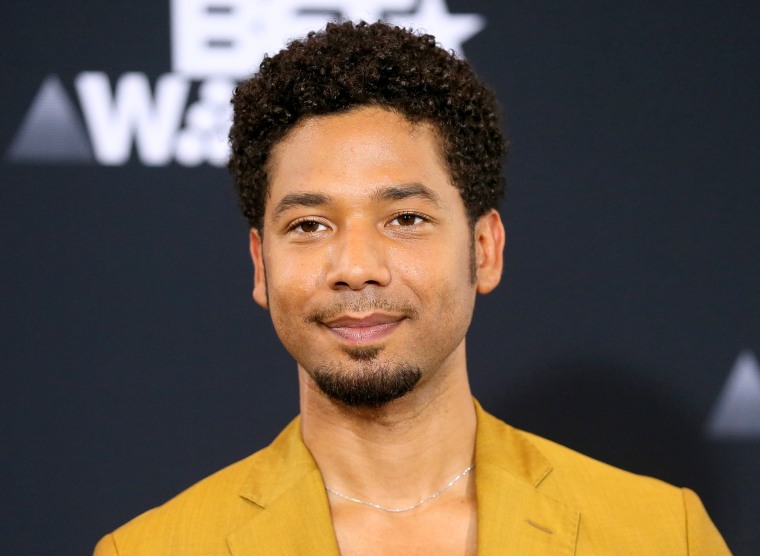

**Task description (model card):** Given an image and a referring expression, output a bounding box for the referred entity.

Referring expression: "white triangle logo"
[706,350,760,439]
[5,75,94,163]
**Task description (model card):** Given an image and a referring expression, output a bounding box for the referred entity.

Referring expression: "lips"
[321,313,404,344]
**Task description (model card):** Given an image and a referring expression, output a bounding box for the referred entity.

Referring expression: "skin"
[249,106,505,555]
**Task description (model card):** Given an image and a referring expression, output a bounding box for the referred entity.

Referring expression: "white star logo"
[706,350,760,439]
[386,0,485,58]
[171,0,485,78]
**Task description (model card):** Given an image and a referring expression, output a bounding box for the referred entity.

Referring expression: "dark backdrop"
[2,1,758,554]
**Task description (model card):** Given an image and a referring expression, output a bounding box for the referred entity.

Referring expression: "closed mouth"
[321,313,405,344]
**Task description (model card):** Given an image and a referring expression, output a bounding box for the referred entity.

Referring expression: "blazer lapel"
[226,406,579,555]
[226,467,339,555]
[226,418,340,555]
[474,402,580,556]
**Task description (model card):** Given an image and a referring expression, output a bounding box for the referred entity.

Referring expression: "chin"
[310,363,422,408]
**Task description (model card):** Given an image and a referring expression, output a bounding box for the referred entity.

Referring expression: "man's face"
[250,106,503,407]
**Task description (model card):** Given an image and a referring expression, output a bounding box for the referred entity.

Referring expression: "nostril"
[331,277,384,291]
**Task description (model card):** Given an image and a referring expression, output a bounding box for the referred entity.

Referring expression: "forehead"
[265,107,458,214]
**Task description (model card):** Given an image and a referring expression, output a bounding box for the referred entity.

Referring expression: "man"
[95,21,730,555]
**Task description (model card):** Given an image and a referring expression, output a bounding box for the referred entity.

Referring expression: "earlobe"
[249,229,269,309]
[474,209,505,294]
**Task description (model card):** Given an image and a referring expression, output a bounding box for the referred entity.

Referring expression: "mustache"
[306,297,419,323]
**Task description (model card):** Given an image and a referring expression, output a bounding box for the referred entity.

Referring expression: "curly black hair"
[228,20,507,230]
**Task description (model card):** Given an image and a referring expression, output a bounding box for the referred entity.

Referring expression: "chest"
[330,499,477,556]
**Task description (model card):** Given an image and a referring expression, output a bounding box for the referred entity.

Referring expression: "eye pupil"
[300,221,319,233]
[399,214,417,225]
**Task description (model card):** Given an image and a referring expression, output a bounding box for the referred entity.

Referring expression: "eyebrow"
[272,192,332,220]
[271,182,441,221]
[371,183,442,206]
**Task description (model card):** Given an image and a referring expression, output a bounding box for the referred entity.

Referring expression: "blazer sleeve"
[93,533,119,556]
[682,488,731,555]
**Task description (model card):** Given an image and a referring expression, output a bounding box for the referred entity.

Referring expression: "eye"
[389,212,427,227]
[288,219,328,234]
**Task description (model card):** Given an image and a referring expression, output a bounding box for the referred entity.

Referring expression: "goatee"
[311,362,422,408]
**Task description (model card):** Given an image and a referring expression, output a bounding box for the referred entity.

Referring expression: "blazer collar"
[474,400,580,555]
[227,417,341,555]
[227,403,579,555]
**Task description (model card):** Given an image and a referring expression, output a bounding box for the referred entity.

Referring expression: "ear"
[248,228,269,309]
[473,209,505,294]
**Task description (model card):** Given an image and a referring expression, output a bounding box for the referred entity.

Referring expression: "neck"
[299,346,477,507]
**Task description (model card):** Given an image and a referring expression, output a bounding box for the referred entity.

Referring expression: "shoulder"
[522,430,730,554]
[521,428,679,495]
[476,402,681,504]
[475,403,730,553]
[94,451,261,556]
[94,418,302,556]
[520,428,685,510]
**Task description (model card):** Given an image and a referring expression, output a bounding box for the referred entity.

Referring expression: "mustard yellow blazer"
[94,401,730,555]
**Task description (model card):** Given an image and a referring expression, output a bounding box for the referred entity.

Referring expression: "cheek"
[267,249,324,295]
[401,235,471,278]
[265,252,328,335]
[394,246,472,309]
[266,272,315,348]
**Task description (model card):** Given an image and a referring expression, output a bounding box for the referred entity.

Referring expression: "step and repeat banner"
[2,1,758,553]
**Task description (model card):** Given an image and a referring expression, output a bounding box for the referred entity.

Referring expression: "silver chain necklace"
[325,463,475,513]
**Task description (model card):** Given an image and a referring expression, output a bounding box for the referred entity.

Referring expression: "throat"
[325,463,475,513]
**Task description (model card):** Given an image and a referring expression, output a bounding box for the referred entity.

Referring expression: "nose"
[326,223,391,291]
